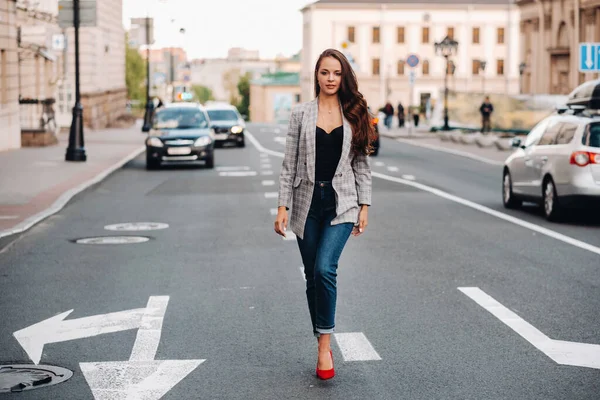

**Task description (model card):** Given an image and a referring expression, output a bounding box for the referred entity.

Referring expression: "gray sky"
[123,0,313,60]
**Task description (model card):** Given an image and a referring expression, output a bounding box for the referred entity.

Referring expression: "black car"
[145,103,215,169]
[205,104,246,148]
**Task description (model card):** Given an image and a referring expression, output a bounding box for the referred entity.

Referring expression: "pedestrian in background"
[479,96,494,134]
[397,102,405,128]
[274,48,374,381]
[383,102,394,130]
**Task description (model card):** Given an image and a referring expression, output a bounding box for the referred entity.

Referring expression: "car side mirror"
[510,137,523,148]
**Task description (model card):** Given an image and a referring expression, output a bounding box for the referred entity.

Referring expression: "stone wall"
[81,88,128,129]
[0,0,21,151]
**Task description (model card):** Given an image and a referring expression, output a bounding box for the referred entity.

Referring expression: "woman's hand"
[352,205,368,237]
[274,206,288,238]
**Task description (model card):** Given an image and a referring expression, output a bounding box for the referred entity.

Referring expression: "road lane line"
[299,267,306,281]
[247,131,600,257]
[396,138,504,166]
[262,180,275,186]
[401,174,416,180]
[219,171,257,177]
[264,192,278,199]
[374,161,385,167]
[216,166,251,171]
[334,332,382,361]
[270,208,278,216]
[129,296,169,361]
[261,171,274,175]
[260,153,269,158]
[387,166,399,172]
[459,287,600,369]
[0,215,19,220]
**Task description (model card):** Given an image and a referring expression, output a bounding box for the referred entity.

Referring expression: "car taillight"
[570,151,600,166]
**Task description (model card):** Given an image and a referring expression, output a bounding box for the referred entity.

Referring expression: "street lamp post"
[519,62,527,94]
[479,60,487,94]
[65,0,86,161]
[142,16,153,132]
[434,35,458,131]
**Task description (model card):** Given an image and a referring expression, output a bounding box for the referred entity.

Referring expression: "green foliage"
[192,85,214,103]
[236,72,251,120]
[125,36,147,103]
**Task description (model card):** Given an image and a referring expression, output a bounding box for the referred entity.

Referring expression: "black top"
[315,125,343,181]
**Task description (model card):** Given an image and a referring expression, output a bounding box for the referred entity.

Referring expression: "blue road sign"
[407,54,419,68]
[579,43,600,72]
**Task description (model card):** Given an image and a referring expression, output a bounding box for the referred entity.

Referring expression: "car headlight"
[147,137,164,147]
[194,136,212,147]
[231,125,243,134]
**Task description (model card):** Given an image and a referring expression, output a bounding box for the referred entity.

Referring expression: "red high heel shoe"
[316,350,335,380]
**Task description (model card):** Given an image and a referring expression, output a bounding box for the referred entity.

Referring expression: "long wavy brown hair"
[314,49,376,156]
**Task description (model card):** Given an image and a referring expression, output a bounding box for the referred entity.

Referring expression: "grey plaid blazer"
[278,98,372,240]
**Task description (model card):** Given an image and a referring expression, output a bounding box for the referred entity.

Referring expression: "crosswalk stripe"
[216,166,251,171]
[334,332,382,361]
[262,180,275,186]
[264,192,278,199]
[219,171,257,177]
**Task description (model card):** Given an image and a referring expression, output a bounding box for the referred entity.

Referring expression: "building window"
[422,60,429,76]
[447,27,454,39]
[497,27,505,44]
[373,27,380,44]
[348,26,355,43]
[497,59,504,75]
[372,58,380,75]
[397,27,405,43]
[472,27,480,44]
[472,59,481,75]
[397,60,405,75]
[422,27,430,43]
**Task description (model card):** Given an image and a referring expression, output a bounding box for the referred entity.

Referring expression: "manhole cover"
[75,236,150,245]
[104,222,169,231]
[0,364,73,393]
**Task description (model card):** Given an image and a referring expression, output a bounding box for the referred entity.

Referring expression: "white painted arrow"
[459,287,600,369]
[13,306,148,365]
[586,44,594,69]
[80,296,205,400]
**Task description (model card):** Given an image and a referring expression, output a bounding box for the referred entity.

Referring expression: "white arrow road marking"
[459,287,600,369]
[80,296,205,399]
[334,333,382,361]
[246,130,600,256]
[13,307,148,365]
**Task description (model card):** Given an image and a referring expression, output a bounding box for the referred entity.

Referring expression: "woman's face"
[317,56,342,96]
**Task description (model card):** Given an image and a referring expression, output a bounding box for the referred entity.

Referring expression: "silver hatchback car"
[502,85,600,220]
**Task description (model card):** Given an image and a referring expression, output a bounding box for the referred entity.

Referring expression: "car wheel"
[205,154,214,169]
[502,171,521,209]
[542,177,562,221]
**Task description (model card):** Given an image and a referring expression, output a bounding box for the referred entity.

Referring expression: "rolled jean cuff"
[315,326,335,336]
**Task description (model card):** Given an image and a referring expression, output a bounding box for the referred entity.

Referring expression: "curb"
[0,146,145,242]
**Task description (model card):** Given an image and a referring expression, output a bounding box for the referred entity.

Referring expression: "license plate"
[214,133,228,140]
[167,146,191,155]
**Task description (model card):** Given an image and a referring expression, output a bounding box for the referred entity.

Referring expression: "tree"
[236,72,251,120]
[192,85,214,103]
[125,36,147,104]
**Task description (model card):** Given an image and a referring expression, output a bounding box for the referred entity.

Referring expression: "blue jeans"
[297,181,354,337]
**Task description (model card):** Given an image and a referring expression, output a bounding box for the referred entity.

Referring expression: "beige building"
[0,0,20,150]
[301,0,521,111]
[250,72,301,123]
[518,0,600,95]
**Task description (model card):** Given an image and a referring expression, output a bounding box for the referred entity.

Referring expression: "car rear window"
[207,110,238,121]
[586,123,600,148]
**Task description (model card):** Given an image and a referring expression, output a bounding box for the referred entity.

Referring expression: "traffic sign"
[407,54,419,68]
[58,0,97,28]
[409,70,416,85]
[579,43,600,72]
[52,34,65,50]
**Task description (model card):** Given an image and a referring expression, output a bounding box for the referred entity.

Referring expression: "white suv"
[502,80,600,220]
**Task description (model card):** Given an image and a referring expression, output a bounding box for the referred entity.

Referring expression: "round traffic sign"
[407,54,419,68]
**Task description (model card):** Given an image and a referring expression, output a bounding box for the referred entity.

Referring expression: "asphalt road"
[0,123,599,399]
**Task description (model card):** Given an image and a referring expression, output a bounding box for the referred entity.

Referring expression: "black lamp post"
[518,62,526,94]
[142,16,153,132]
[434,35,458,131]
[65,0,86,161]
[479,60,487,94]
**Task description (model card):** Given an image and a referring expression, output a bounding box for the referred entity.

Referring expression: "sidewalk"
[379,126,513,165]
[0,122,145,244]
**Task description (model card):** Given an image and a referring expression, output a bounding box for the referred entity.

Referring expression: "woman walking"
[274,49,374,380]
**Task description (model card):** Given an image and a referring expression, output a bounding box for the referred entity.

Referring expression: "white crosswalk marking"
[334,332,382,361]
[219,171,257,177]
